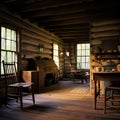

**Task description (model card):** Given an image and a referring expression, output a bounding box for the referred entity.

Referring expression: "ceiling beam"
[52,31,89,34]
[63,39,89,43]
[22,0,85,12]
[44,24,89,31]
[21,0,117,19]
[30,11,90,23]
[38,18,89,28]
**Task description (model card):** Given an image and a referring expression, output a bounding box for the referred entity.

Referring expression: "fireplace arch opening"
[44,73,55,87]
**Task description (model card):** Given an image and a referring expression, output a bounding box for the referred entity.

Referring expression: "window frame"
[53,43,59,69]
[76,43,90,70]
[0,26,20,75]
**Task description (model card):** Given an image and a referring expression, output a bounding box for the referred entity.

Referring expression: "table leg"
[98,81,100,98]
[94,80,97,109]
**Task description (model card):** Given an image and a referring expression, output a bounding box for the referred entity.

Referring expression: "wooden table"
[71,71,88,84]
[93,71,120,109]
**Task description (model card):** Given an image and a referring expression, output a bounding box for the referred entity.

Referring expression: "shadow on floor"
[0,81,120,120]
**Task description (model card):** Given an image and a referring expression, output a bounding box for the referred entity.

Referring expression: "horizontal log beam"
[21,1,118,19]
[63,39,89,43]
[22,0,85,12]
[38,18,89,28]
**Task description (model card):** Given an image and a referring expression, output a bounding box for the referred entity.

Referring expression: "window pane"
[81,57,86,62]
[11,41,16,51]
[86,63,90,69]
[6,28,11,39]
[54,56,59,63]
[1,51,6,73]
[1,62,4,74]
[77,44,81,49]
[53,44,58,49]
[77,44,80,48]
[86,44,90,49]
[54,50,58,56]
[77,57,81,62]
[86,57,90,62]
[81,50,86,56]
[77,63,81,69]
[82,44,85,49]
[11,52,14,62]
[1,51,6,62]
[7,52,12,62]
[6,40,11,50]
[1,39,5,49]
[12,30,16,40]
[77,50,82,56]
[81,63,86,69]
[1,27,5,38]
[86,50,90,55]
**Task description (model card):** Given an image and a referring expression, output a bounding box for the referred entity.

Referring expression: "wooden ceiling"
[1,0,120,43]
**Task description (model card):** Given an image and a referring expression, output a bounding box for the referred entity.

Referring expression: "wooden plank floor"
[0,81,120,120]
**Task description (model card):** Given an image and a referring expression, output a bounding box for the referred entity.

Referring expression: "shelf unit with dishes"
[96,52,120,60]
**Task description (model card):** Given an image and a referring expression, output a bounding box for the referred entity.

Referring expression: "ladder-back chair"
[2,60,35,109]
[104,84,120,114]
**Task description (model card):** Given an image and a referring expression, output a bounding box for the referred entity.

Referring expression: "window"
[53,43,59,69]
[77,43,90,69]
[1,26,19,74]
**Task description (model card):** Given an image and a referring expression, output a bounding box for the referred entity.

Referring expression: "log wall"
[0,7,63,100]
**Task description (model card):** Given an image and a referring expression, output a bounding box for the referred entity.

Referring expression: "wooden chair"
[2,61,35,109]
[104,86,120,114]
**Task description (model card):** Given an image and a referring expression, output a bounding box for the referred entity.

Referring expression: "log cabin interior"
[0,0,120,119]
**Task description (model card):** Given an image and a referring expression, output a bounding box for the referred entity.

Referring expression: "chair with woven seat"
[104,85,120,114]
[2,60,35,109]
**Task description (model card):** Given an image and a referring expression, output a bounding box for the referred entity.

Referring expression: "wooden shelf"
[96,52,120,60]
